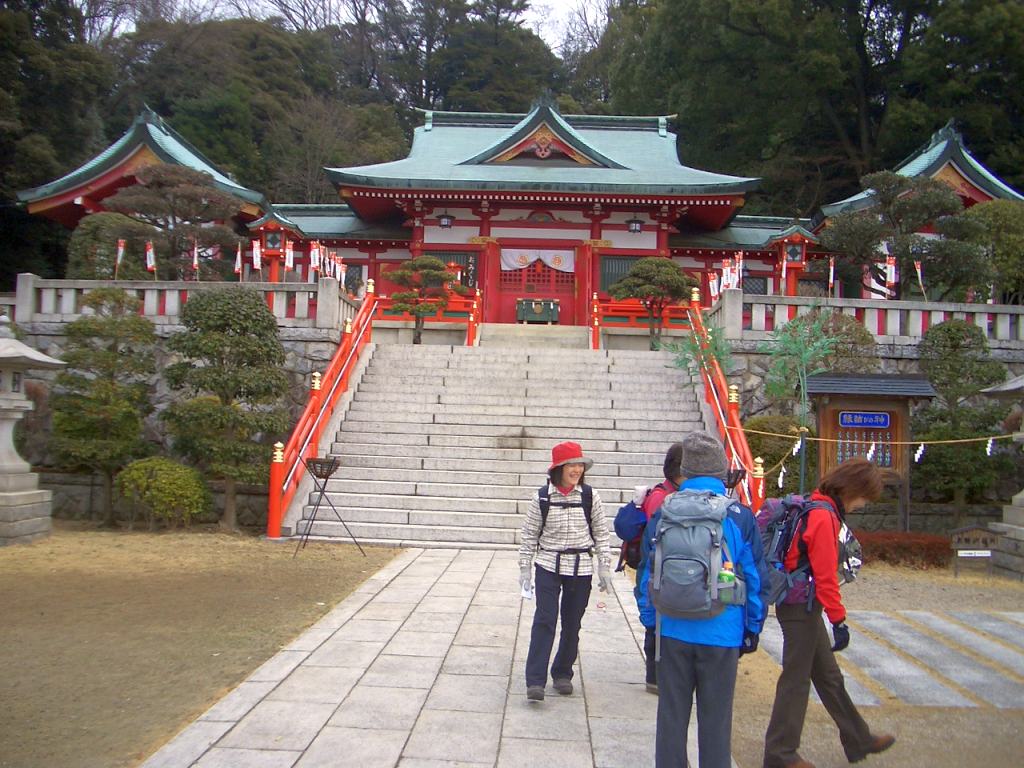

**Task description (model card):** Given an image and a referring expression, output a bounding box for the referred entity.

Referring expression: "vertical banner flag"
[722,259,733,290]
[192,240,199,270]
[709,273,721,302]
[145,241,156,272]
[116,239,126,266]
[252,240,262,270]
[234,242,242,275]
[735,251,744,290]
[284,240,294,271]
[828,256,835,293]
[885,255,896,295]
[780,255,787,284]
[914,260,925,296]
[310,242,320,272]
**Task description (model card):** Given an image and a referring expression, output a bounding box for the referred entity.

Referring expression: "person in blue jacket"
[638,432,765,768]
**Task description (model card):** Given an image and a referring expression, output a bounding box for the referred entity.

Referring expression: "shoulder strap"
[539,485,550,530]
[581,484,593,528]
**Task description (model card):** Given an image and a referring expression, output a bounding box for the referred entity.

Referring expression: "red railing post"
[267,441,285,538]
[752,457,766,511]
[591,292,600,349]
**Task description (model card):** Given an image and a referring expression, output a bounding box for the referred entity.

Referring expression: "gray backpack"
[650,490,747,624]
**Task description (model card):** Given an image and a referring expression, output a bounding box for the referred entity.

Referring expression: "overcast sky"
[523,2,570,50]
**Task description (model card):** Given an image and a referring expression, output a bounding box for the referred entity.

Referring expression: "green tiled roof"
[670,216,809,250]
[253,204,409,240]
[820,120,1024,219]
[17,108,267,208]
[326,102,760,196]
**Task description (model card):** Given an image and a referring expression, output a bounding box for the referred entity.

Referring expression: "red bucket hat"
[548,442,594,472]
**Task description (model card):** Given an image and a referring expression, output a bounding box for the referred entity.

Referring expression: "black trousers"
[645,625,657,685]
[525,564,592,687]
[656,636,738,768]
[763,601,873,767]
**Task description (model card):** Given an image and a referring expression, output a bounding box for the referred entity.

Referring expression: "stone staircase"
[295,341,705,549]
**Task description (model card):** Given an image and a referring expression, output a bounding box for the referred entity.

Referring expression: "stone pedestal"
[991,433,1024,581]
[0,471,53,545]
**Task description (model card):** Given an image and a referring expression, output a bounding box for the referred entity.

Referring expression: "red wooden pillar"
[482,240,501,323]
[576,243,593,326]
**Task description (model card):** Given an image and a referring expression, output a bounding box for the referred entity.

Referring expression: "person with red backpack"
[762,458,896,768]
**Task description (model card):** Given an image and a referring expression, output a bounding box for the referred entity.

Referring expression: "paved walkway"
[140,548,679,768]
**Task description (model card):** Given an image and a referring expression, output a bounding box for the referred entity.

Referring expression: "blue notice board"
[839,411,890,429]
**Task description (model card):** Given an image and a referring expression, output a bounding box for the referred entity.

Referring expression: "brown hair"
[817,458,884,505]
[664,442,683,482]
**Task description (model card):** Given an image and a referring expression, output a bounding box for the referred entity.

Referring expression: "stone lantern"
[0,315,65,545]
[982,374,1024,579]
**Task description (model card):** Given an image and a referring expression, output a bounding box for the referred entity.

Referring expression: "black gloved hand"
[831,621,850,652]
[739,629,759,656]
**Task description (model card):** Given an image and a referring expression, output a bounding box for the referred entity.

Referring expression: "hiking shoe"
[849,735,896,763]
[552,678,573,696]
[526,685,545,701]
[645,682,659,695]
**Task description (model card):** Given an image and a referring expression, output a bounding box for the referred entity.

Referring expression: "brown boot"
[849,734,896,763]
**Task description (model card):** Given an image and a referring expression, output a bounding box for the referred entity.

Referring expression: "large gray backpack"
[650,490,747,624]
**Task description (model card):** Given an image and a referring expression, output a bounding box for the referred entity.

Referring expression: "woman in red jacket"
[762,459,895,768]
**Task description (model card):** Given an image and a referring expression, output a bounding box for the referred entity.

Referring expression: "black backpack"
[538,484,593,530]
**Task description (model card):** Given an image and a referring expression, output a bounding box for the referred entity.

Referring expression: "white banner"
[500,248,575,273]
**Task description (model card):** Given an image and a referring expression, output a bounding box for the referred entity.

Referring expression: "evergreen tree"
[964,200,1024,305]
[386,255,467,344]
[162,288,290,531]
[607,257,697,349]
[48,287,157,527]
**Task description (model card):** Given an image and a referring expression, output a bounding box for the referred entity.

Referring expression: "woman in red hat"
[519,441,612,701]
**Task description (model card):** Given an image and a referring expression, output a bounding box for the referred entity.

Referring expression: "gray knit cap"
[678,432,729,481]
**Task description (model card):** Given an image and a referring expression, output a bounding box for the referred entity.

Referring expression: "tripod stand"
[294,456,366,558]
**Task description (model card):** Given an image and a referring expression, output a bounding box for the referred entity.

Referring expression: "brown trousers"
[762,601,873,768]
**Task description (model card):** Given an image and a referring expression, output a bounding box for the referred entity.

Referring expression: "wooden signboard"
[950,525,1002,578]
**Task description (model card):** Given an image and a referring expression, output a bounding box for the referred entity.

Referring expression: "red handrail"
[267,283,378,538]
[685,289,765,511]
[591,297,692,349]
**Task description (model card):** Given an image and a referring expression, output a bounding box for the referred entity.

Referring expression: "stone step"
[356,378,696,394]
[350,391,695,413]
[330,442,666,466]
[342,411,699,431]
[345,400,698,418]
[334,453,658,478]
[299,519,521,545]
[327,465,647,492]
[331,433,679,453]
[320,477,631,504]
[313,491,523,515]
[297,505,523,530]
[371,346,682,365]
[360,367,693,382]
[336,421,692,444]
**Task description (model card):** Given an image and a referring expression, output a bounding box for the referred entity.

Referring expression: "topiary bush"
[117,457,210,530]
[744,414,818,497]
[854,530,951,569]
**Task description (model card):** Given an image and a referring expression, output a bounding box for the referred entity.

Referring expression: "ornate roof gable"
[460,95,626,169]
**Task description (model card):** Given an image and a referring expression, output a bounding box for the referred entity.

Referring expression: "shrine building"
[16,102,1024,317]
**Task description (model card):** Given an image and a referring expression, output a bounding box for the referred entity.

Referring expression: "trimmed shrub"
[117,457,210,530]
[854,530,951,569]
[744,415,818,497]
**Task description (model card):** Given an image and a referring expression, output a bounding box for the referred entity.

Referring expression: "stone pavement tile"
[328,685,428,730]
[331,619,403,643]
[249,651,310,683]
[397,759,491,768]
[478,575,515,591]
[140,721,234,768]
[454,622,516,648]
[501,694,589,740]
[281,627,336,653]
[578,651,645,685]
[193,747,302,768]
[200,682,279,723]
[442,645,513,677]
[433,571,484,586]
[374,587,433,604]
[403,610,465,634]
[497,737,594,768]
[580,681,657,720]
[416,595,474,613]
[470,589,521,608]
[218,701,336,752]
[424,673,509,714]
[305,639,386,668]
[361,653,444,689]
[463,605,521,626]
[385,630,458,657]
[294,726,407,768]
[355,601,418,621]
[577,631,641,656]
[403,710,502,764]
[589,717,656,768]
[313,598,370,630]
[427,581,478,598]
[267,666,362,704]
[448,552,494,571]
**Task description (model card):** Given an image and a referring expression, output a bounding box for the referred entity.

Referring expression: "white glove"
[632,485,649,506]
[598,565,613,593]
[519,565,532,592]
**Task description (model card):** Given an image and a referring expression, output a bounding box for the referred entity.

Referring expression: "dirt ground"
[0,520,398,768]
[732,563,1024,768]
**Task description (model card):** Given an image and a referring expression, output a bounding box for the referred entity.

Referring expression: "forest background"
[3,0,1024,292]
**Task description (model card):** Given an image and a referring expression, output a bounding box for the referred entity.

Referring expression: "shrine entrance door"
[497,259,576,324]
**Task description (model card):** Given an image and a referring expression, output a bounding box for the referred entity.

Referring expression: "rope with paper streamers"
[733,425,1019,448]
